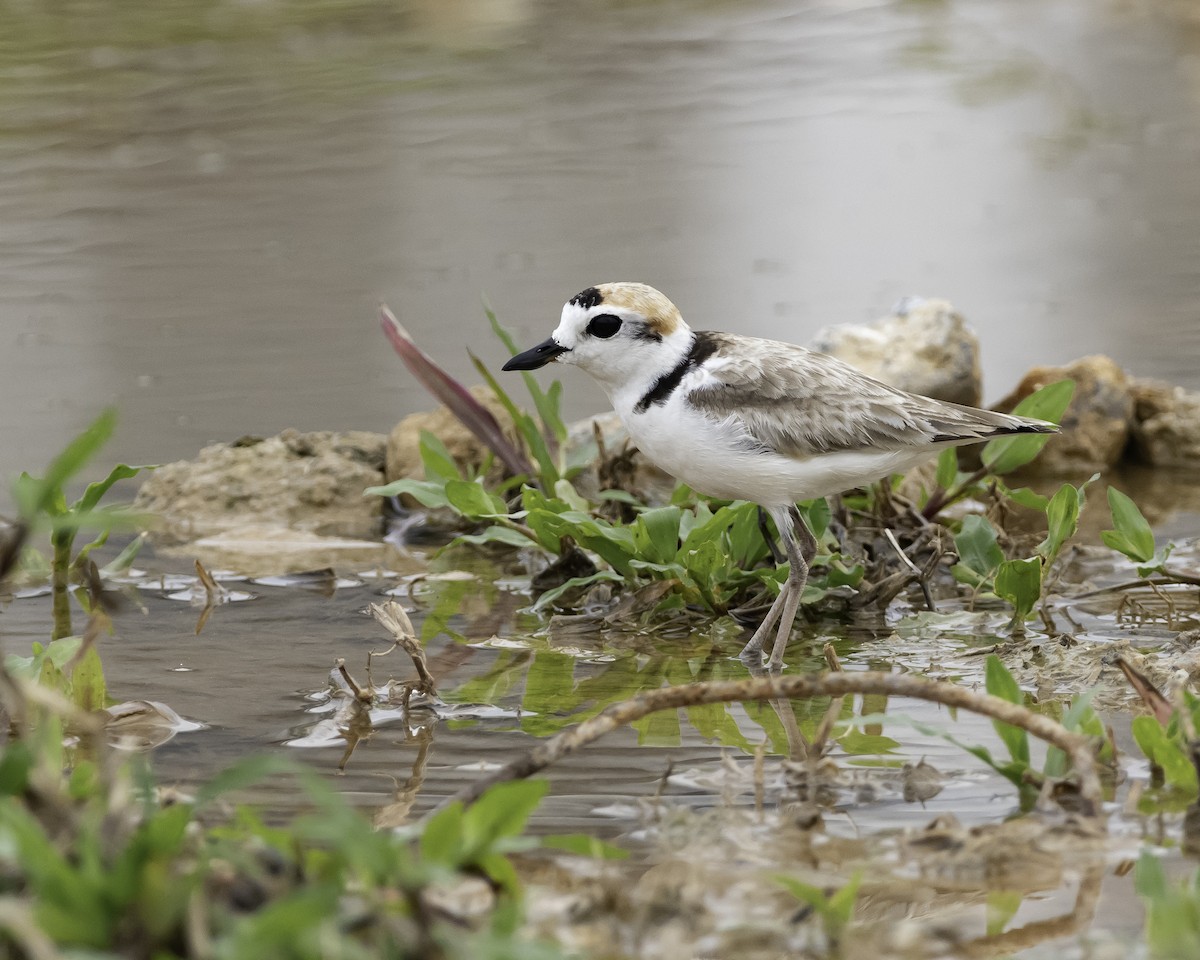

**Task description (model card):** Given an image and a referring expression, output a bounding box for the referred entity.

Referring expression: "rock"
[134,429,387,543]
[810,297,982,406]
[1129,380,1200,469]
[385,384,517,483]
[993,355,1132,475]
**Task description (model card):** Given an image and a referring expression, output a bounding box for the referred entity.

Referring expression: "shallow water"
[3,0,1200,952]
[3,536,1188,953]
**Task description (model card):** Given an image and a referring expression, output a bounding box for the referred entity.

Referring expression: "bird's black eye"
[586,314,622,339]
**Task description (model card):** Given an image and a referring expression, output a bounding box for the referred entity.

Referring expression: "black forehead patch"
[569,286,603,309]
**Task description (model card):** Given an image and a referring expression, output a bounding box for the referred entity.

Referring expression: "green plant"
[1135,851,1200,958]
[1130,690,1200,799]
[776,871,863,954]
[921,379,1075,519]
[3,409,151,713]
[947,470,1092,626]
[9,407,150,641]
[0,704,580,960]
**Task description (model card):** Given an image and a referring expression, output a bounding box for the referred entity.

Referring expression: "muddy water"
[3,0,1200,952]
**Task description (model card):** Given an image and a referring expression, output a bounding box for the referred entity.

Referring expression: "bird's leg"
[739,504,820,669]
[756,506,786,566]
[738,585,790,664]
[739,506,796,663]
[764,505,819,672]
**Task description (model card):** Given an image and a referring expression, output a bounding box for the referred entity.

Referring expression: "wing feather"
[685,333,1051,458]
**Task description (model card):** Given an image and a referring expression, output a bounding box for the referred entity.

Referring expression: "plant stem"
[922,465,989,520]
[50,529,73,641]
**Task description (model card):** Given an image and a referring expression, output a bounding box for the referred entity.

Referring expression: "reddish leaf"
[380,305,532,477]
[1115,656,1174,726]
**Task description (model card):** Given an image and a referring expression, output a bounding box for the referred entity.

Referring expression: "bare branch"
[451,671,1104,817]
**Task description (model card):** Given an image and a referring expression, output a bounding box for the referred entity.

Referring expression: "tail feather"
[929,407,1060,445]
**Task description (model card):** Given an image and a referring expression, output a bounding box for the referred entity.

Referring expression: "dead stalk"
[369,601,437,699]
[451,671,1105,817]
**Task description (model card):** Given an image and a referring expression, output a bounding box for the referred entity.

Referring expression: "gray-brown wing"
[685,333,1048,457]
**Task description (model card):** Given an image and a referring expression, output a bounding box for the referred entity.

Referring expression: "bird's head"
[503,282,692,391]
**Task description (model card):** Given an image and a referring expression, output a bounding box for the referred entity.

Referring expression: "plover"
[504,282,1057,670]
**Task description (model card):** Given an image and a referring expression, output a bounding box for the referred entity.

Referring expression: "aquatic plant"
[4,408,153,709]
[1136,852,1200,958]
[9,408,149,640]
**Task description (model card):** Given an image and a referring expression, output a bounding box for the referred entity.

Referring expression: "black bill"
[502,337,568,371]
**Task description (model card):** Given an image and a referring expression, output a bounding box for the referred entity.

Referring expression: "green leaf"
[21,408,118,520]
[1132,715,1198,793]
[954,515,1004,580]
[1005,486,1050,511]
[826,872,863,927]
[1103,487,1155,564]
[365,477,450,509]
[462,779,549,855]
[0,742,33,795]
[451,526,537,550]
[541,834,629,860]
[74,462,149,513]
[986,890,1024,936]
[418,430,464,482]
[935,447,959,490]
[995,557,1042,620]
[1134,850,1168,900]
[981,379,1074,474]
[1045,692,1103,777]
[552,478,589,512]
[985,655,1030,767]
[683,539,727,583]
[486,303,568,445]
[1037,482,1083,565]
[530,571,623,612]
[824,555,865,588]
[420,801,464,865]
[798,498,831,540]
[70,646,108,712]
[633,506,682,565]
[443,479,508,519]
[528,511,636,576]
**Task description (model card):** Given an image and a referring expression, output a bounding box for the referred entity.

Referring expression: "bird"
[503,282,1057,670]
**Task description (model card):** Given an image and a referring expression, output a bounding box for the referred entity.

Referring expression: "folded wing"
[685,333,1054,459]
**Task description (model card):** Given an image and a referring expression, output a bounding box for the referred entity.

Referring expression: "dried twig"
[194,559,221,636]
[369,601,437,702]
[451,671,1105,817]
[1071,574,1200,599]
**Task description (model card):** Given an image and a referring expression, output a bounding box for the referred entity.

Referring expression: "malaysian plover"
[504,282,1057,670]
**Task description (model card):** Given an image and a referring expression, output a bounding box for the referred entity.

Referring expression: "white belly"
[616,388,938,507]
